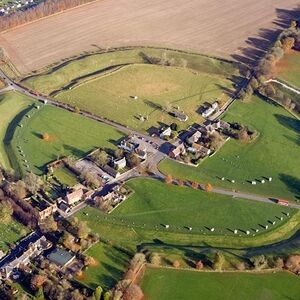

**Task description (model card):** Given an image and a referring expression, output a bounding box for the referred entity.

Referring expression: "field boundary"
[19,45,241,79]
[0,0,100,34]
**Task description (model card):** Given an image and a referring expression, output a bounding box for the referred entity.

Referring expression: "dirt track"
[0,0,299,74]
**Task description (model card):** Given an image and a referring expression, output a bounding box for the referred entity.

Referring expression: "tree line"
[0,0,96,32]
[238,20,300,114]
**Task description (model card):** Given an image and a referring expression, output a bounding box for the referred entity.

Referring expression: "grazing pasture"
[159,95,300,201]
[0,0,299,73]
[11,105,125,175]
[112,178,293,234]
[56,63,233,131]
[0,91,33,170]
[141,268,300,300]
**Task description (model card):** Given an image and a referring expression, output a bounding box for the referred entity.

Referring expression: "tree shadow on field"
[63,144,86,158]
[231,6,300,66]
[279,174,300,200]
[274,114,300,145]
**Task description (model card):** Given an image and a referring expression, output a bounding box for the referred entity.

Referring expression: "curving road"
[1,69,299,210]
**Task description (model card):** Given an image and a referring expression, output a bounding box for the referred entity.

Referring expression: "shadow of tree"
[231,6,300,66]
[279,174,300,200]
[274,114,300,145]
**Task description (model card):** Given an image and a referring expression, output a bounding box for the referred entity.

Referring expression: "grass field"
[22,48,238,95]
[11,105,125,175]
[0,221,26,252]
[276,50,300,90]
[112,179,293,235]
[79,242,131,290]
[0,91,33,169]
[141,268,300,300]
[159,95,300,201]
[56,63,233,131]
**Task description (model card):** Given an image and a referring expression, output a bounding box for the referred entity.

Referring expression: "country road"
[1,69,299,211]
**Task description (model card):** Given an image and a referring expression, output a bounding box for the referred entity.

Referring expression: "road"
[266,78,300,95]
[0,69,165,146]
[1,69,298,211]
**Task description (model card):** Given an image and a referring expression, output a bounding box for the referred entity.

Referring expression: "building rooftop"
[47,248,75,267]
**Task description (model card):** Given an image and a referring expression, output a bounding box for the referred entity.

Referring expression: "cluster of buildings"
[0,233,51,280]
[0,0,36,15]
[0,233,77,281]
[169,119,230,162]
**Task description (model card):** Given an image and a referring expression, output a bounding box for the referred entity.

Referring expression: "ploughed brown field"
[0,0,299,74]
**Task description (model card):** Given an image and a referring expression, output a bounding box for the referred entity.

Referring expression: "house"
[211,101,219,110]
[47,248,75,268]
[37,202,57,221]
[103,165,121,178]
[113,157,127,170]
[119,138,138,152]
[28,196,57,221]
[171,111,189,122]
[160,126,172,138]
[187,131,202,145]
[201,107,215,118]
[0,234,50,280]
[65,187,84,206]
[169,142,186,159]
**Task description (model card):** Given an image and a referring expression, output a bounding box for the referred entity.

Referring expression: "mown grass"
[56,64,233,131]
[112,178,293,234]
[159,95,300,201]
[12,105,125,174]
[79,242,131,290]
[141,268,300,300]
[22,47,238,95]
[0,91,33,169]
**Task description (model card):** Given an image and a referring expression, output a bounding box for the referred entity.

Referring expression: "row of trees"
[112,253,145,300]
[238,20,300,111]
[164,174,213,192]
[0,0,96,32]
[147,250,300,274]
[0,168,45,228]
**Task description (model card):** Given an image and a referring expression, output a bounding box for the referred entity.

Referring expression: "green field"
[141,268,300,300]
[0,221,26,252]
[277,50,300,90]
[22,48,238,95]
[80,242,130,290]
[112,179,293,235]
[0,91,33,169]
[159,95,300,201]
[56,64,233,131]
[22,47,239,132]
[11,105,125,175]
